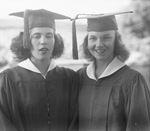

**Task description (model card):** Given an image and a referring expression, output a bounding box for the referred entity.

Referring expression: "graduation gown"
[77,57,150,131]
[0,59,78,131]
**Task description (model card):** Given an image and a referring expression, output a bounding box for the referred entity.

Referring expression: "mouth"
[39,48,49,51]
[95,49,105,54]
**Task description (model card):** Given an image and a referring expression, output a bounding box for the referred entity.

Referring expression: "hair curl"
[81,31,130,62]
[10,32,64,62]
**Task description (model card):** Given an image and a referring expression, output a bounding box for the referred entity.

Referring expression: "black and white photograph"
[0,0,149,131]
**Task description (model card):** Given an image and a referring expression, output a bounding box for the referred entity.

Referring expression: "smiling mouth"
[95,49,105,54]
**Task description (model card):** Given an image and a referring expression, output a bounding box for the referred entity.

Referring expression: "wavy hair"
[81,31,130,62]
[10,31,64,62]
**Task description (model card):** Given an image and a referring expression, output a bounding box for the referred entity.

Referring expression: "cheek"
[48,38,55,48]
[30,43,35,51]
[50,44,55,51]
[31,38,38,46]
[106,38,115,47]
[30,41,38,50]
[110,40,115,49]
[107,41,115,54]
[87,42,94,50]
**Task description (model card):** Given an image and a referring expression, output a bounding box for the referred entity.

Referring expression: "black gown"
[77,65,150,131]
[0,66,78,131]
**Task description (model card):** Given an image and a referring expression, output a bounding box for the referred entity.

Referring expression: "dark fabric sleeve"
[0,71,24,131]
[68,67,86,131]
[125,73,150,131]
[67,69,79,131]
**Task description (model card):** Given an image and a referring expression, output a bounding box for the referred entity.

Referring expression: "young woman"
[74,13,150,131]
[0,9,78,131]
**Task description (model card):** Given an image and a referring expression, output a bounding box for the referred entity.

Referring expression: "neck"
[94,56,114,79]
[30,57,51,76]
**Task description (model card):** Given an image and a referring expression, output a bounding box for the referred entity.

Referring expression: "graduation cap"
[9,9,77,58]
[72,11,133,59]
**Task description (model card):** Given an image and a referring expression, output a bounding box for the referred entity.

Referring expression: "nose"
[95,38,102,47]
[40,36,47,45]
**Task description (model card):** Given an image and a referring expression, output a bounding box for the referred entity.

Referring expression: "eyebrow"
[46,32,53,35]
[101,34,112,37]
[89,34,96,37]
[89,33,112,37]
[32,32,53,35]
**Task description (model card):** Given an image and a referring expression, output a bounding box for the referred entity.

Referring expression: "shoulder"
[122,65,144,81]
[0,67,18,87]
[55,66,77,77]
[76,66,87,76]
[0,67,17,76]
[120,65,148,90]
[0,66,23,81]
[129,67,147,85]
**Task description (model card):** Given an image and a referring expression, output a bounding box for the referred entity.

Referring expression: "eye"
[102,36,112,41]
[32,33,41,39]
[89,36,97,41]
[46,33,54,38]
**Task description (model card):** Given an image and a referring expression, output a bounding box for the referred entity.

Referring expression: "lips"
[39,48,49,51]
[95,49,105,54]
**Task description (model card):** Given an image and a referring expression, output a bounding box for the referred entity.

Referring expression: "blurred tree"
[123,0,150,38]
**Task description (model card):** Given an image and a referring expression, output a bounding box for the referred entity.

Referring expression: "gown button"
[48,121,51,125]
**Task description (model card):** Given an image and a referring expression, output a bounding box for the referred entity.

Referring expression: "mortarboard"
[9,9,71,30]
[72,11,133,59]
[9,9,79,59]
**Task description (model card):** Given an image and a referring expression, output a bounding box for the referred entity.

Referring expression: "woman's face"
[30,27,55,61]
[88,30,116,61]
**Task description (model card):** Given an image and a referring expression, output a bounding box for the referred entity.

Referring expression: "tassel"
[23,9,32,49]
[72,15,79,60]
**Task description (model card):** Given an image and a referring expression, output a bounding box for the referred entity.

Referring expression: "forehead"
[30,27,54,35]
[88,30,116,36]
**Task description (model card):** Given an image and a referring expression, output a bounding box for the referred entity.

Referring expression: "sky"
[0,0,131,19]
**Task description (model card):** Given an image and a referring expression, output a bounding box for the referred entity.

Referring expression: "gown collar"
[18,58,56,77]
[86,57,125,80]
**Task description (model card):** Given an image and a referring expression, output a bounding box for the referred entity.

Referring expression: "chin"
[94,55,103,60]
